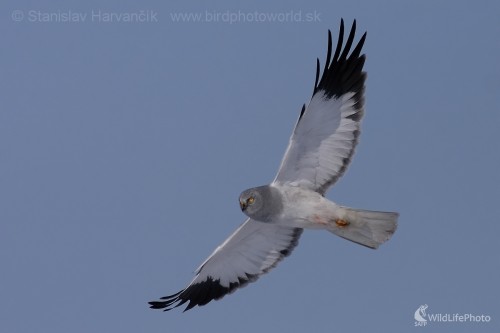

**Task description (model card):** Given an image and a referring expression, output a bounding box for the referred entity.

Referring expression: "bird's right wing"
[149,219,302,311]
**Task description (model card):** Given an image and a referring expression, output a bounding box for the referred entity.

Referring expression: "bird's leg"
[312,214,350,228]
[335,219,350,228]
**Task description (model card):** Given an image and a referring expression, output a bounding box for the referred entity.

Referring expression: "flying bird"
[149,19,398,312]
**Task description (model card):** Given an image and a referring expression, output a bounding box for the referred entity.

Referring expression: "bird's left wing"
[149,219,302,311]
[273,20,367,195]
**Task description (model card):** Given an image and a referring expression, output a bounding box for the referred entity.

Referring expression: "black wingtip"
[148,301,167,309]
[313,19,367,99]
[322,29,333,79]
[148,277,241,312]
[340,20,357,60]
[148,290,186,311]
[313,58,320,94]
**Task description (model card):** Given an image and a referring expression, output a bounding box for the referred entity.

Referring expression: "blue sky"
[1,1,499,332]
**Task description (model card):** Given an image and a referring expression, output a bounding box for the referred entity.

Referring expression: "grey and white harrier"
[149,19,398,312]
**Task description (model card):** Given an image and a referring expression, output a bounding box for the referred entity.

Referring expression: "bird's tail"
[327,206,398,249]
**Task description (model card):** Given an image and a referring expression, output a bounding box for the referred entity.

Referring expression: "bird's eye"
[247,196,255,205]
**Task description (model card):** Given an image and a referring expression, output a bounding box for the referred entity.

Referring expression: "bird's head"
[239,185,283,222]
[239,189,258,212]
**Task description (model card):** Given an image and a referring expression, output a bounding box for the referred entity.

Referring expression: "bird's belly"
[272,188,340,229]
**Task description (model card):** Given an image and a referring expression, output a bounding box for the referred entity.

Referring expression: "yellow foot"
[335,219,350,228]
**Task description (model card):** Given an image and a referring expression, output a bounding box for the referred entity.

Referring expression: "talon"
[335,219,350,228]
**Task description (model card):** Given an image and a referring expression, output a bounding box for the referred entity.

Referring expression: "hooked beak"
[239,199,247,211]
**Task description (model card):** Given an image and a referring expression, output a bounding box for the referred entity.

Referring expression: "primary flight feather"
[149,19,398,312]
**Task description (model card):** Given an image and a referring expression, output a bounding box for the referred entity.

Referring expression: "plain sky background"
[1,1,499,332]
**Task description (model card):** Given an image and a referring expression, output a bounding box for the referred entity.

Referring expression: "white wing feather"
[273,91,362,193]
[149,219,301,311]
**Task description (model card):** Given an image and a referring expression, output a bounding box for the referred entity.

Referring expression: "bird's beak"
[239,200,247,211]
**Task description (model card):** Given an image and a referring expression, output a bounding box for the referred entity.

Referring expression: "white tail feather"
[328,206,398,249]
